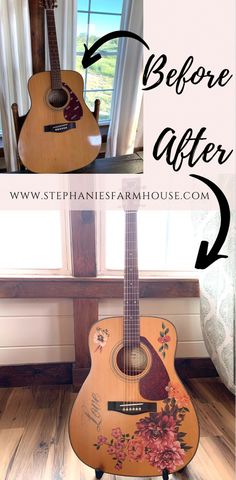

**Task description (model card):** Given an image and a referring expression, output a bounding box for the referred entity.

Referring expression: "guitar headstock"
[39,0,58,9]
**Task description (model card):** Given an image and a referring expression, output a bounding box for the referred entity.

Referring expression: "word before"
[143,54,233,95]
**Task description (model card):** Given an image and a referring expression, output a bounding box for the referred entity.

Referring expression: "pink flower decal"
[116,450,127,461]
[136,412,176,444]
[147,438,185,471]
[107,445,116,455]
[95,427,126,471]
[166,382,190,408]
[94,395,192,473]
[111,427,122,439]
[94,327,109,352]
[158,323,171,359]
[97,435,107,446]
[127,438,145,462]
[158,335,171,344]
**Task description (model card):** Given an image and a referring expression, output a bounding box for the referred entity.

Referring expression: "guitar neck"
[46,9,62,90]
[124,210,140,347]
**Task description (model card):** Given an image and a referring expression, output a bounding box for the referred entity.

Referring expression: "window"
[98,211,197,276]
[0,111,2,138]
[76,0,123,123]
[0,211,71,276]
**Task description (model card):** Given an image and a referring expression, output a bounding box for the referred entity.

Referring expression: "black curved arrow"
[190,174,230,269]
[82,30,150,69]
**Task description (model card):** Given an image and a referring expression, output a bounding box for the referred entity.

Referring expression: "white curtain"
[0,0,76,171]
[193,211,236,394]
[106,0,143,157]
[46,0,77,70]
[0,0,32,172]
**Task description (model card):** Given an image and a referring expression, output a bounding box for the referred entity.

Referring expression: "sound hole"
[117,346,148,376]
[47,88,69,109]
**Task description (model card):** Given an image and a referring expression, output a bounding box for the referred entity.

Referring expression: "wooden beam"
[0,358,218,389]
[0,362,72,387]
[70,211,97,387]
[28,0,45,73]
[70,211,96,277]
[72,299,98,390]
[0,278,199,299]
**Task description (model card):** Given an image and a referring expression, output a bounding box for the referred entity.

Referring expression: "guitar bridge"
[44,122,76,133]
[108,401,157,415]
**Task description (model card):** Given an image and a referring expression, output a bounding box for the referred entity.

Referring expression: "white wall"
[0,297,207,365]
[0,299,74,365]
[99,299,207,358]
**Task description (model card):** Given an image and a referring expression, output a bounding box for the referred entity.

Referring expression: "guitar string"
[134,210,139,403]
[128,210,131,404]
[125,210,140,405]
[124,210,128,406]
[132,211,136,400]
[128,211,132,403]
[132,211,136,403]
[125,210,129,405]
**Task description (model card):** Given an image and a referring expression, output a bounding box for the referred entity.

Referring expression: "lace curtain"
[193,211,235,394]
[106,0,143,157]
[0,0,32,171]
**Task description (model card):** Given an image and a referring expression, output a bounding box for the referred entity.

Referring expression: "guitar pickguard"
[63,82,83,121]
[139,336,170,400]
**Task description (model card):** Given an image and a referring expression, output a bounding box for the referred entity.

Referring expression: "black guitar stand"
[95,469,170,479]
[162,469,169,480]
[95,469,104,479]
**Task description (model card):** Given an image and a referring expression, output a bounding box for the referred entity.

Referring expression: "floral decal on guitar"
[94,382,192,472]
[94,327,110,352]
[158,322,171,359]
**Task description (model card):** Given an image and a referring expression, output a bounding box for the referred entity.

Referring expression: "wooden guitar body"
[18,71,101,173]
[69,316,199,477]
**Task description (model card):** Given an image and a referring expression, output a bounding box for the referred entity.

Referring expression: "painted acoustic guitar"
[18,0,101,173]
[69,210,199,479]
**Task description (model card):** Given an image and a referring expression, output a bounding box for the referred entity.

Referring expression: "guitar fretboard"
[46,9,62,90]
[124,211,140,347]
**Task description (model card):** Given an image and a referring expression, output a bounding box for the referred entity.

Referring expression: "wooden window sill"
[0,277,199,298]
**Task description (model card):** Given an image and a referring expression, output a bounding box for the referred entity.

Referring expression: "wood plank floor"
[0,378,234,480]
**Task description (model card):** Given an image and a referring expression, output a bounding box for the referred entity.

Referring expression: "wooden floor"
[0,378,234,480]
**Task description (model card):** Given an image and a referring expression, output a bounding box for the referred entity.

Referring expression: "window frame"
[76,0,123,125]
[96,211,198,278]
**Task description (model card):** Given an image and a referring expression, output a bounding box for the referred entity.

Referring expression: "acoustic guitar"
[69,208,199,480]
[18,0,101,173]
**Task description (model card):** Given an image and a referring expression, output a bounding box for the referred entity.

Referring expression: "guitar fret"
[46,9,62,90]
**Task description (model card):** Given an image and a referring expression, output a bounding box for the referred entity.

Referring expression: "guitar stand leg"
[162,469,169,480]
[95,469,104,479]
